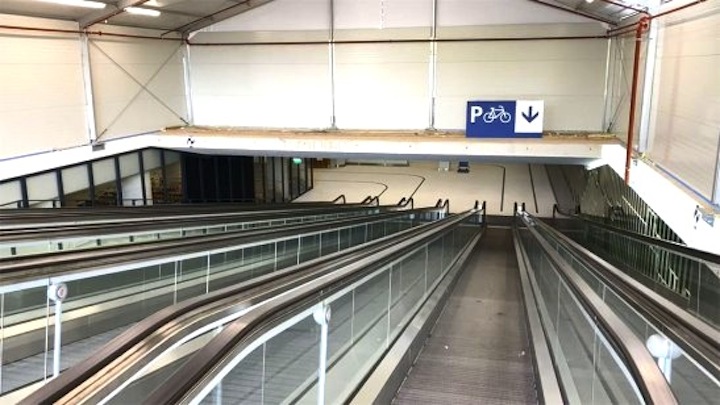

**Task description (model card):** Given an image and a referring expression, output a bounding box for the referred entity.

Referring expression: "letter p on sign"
[470,106,483,123]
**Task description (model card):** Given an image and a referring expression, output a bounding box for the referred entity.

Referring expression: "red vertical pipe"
[624,17,649,184]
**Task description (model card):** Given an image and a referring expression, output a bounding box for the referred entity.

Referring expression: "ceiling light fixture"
[585,0,595,3]
[38,0,107,9]
[124,7,161,17]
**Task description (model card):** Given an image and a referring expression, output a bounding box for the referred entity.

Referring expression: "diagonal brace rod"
[91,41,189,138]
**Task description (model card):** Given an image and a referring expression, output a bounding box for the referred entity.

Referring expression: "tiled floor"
[295,161,557,216]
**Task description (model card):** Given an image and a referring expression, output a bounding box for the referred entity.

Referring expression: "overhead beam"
[169,0,276,36]
[79,0,150,29]
[527,0,617,25]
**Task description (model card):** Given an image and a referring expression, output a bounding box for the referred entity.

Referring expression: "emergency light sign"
[466,100,544,138]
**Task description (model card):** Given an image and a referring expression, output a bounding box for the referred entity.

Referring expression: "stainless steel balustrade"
[529,215,720,404]
[16,205,684,404]
[559,216,720,327]
[19,207,480,404]
[516,216,678,404]
[137,210,481,405]
[0,210,429,395]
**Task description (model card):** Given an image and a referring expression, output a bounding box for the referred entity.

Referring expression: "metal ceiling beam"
[168,0,277,36]
[527,0,617,25]
[79,0,150,29]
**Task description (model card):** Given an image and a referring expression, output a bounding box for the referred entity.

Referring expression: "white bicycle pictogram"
[482,106,512,124]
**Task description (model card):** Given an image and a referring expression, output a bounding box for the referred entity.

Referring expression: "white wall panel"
[202,0,329,32]
[191,0,606,132]
[191,45,331,128]
[647,2,720,199]
[0,15,86,159]
[334,43,429,129]
[437,0,593,27]
[435,38,607,130]
[90,27,187,140]
[335,0,432,30]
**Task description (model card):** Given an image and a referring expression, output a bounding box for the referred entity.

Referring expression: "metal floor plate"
[394,227,537,404]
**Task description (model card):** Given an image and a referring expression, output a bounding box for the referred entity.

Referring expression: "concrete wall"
[190,0,608,131]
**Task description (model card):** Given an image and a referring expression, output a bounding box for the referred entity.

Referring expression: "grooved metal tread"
[394,227,537,404]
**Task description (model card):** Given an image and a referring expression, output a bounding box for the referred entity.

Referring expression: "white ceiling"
[0,0,672,35]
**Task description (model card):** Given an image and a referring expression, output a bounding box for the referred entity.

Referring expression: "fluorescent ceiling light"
[38,0,107,8]
[124,7,161,17]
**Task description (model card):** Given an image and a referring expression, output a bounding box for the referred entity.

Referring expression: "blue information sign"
[466,100,544,138]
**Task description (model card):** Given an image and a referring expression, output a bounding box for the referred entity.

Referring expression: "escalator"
[394,227,536,403]
[14,206,718,404]
[0,207,436,397]
[21,208,484,404]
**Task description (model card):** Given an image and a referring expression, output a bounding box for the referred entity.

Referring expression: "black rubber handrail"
[435,199,449,213]
[142,210,479,404]
[520,215,678,405]
[558,212,720,266]
[397,197,414,209]
[0,202,375,231]
[0,205,384,243]
[530,214,720,379]
[363,196,379,206]
[21,211,473,405]
[0,209,436,284]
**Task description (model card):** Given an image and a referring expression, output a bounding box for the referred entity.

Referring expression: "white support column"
[601,38,612,132]
[48,283,68,378]
[328,0,337,130]
[80,34,98,143]
[427,0,438,130]
[313,304,331,405]
[182,43,195,125]
[713,131,720,205]
[638,0,662,153]
[638,20,660,153]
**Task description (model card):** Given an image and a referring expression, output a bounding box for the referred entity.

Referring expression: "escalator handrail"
[0,209,437,285]
[22,210,478,405]
[531,215,720,377]
[0,203,380,231]
[562,212,720,266]
[0,205,386,244]
[521,215,678,405]
[534,214,720,341]
[143,210,479,405]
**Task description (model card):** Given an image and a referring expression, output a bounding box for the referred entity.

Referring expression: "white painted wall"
[190,45,331,129]
[190,0,607,131]
[0,14,87,160]
[645,0,720,200]
[0,17,189,162]
[603,143,720,255]
[435,28,607,131]
[89,26,188,141]
[334,42,430,129]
